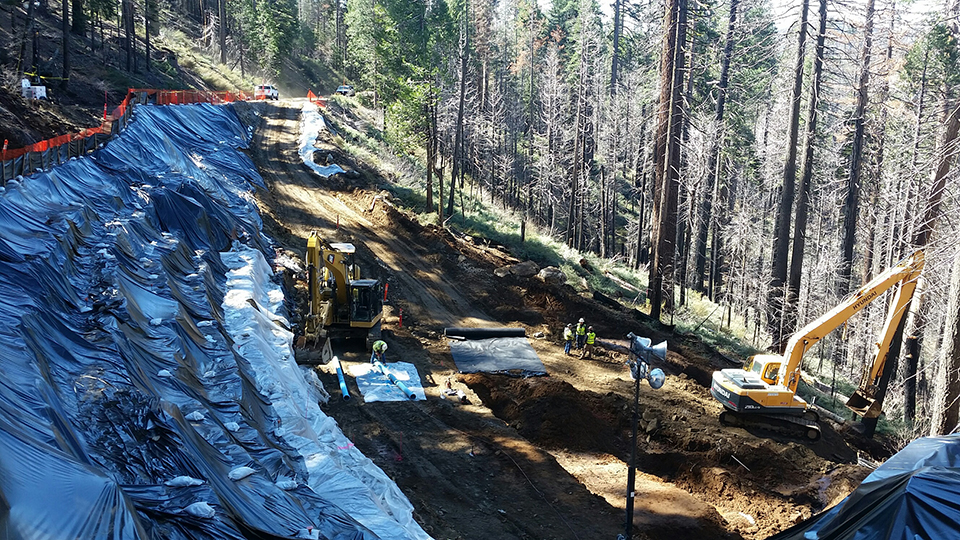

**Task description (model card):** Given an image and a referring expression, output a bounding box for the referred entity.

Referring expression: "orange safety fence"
[307,89,327,108]
[2,88,250,166]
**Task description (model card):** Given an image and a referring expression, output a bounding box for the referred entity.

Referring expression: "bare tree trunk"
[18,0,36,78]
[768,0,809,349]
[122,0,133,71]
[219,0,226,64]
[146,0,155,72]
[447,6,470,219]
[610,0,622,95]
[426,99,437,214]
[71,0,84,35]
[840,0,876,298]
[785,0,827,334]
[931,248,960,435]
[61,0,70,90]
[649,0,686,320]
[694,0,738,293]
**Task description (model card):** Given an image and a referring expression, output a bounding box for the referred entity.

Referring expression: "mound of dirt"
[462,373,628,454]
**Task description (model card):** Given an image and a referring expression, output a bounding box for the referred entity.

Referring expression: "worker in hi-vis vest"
[575,318,587,349]
[580,327,596,359]
[371,340,388,363]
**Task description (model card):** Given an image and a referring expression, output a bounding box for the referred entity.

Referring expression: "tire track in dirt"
[252,100,490,330]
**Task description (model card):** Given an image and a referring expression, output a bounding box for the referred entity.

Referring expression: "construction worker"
[371,340,388,364]
[580,326,596,359]
[563,323,574,355]
[575,318,587,349]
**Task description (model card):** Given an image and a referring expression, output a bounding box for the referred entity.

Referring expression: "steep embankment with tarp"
[0,101,430,540]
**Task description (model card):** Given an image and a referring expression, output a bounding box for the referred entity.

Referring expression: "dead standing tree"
[785,0,828,339]
[649,0,686,320]
[768,0,808,348]
[693,0,739,297]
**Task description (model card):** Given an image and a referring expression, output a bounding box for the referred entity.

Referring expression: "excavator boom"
[710,250,924,439]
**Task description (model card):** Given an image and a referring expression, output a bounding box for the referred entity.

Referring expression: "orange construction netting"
[2,88,250,162]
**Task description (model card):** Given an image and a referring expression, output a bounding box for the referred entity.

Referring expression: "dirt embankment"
[249,99,878,540]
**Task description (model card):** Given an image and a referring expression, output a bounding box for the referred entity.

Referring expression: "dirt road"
[248,100,873,540]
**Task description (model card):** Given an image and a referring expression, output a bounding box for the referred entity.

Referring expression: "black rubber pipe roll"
[444,327,526,339]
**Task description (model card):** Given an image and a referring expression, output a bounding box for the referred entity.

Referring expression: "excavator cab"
[746,355,782,386]
[349,279,382,326]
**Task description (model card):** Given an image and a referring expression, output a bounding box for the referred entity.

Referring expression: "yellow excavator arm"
[777,250,923,413]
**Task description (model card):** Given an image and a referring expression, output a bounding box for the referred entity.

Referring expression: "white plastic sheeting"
[349,362,427,402]
[299,102,346,178]
[221,244,430,539]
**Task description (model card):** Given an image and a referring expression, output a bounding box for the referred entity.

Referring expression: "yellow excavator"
[710,250,924,441]
[296,231,383,363]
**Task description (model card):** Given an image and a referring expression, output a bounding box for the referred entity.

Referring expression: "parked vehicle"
[254,84,279,100]
[335,85,355,96]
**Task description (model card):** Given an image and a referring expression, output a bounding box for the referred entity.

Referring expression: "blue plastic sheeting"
[449,337,547,376]
[0,103,431,540]
[769,434,960,540]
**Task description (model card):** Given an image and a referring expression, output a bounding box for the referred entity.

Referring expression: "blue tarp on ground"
[768,434,960,540]
[0,104,431,540]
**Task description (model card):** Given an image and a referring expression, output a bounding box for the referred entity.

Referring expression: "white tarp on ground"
[348,362,426,402]
[222,244,430,539]
[300,102,346,178]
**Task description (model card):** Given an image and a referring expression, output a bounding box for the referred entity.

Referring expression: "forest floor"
[245,98,890,540]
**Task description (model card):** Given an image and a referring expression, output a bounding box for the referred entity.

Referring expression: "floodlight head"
[647,340,667,362]
[627,334,668,390]
[647,368,666,389]
[631,361,666,389]
[628,334,652,356]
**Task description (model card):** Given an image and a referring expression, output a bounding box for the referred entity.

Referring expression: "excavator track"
[719,410,821,442]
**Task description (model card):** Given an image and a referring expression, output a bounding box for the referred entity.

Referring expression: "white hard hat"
[381,343,388,351]
[579,318,584,323]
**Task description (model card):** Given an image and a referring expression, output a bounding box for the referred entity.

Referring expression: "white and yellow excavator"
[296,231,383,363]
[710,250,924,441]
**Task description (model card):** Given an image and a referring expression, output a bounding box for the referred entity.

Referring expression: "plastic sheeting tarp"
[348,362,425,402]
[449,335,547,376]
[300,103,346,178]
[0,103,431,540]
[768,434,960,540]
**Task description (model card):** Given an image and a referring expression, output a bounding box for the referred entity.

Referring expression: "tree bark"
[649,0,686,320]
[768,0,808,349]
[840,0,876,298]
[70,0,84,35]
[122,0,133,72]
[610,0,622,95]
[219,0,226,64]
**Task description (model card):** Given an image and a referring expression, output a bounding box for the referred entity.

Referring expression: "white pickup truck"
[254,84,279,100]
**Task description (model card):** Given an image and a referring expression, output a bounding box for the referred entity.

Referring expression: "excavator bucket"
[845,390,884,419]
[294,335,333,365]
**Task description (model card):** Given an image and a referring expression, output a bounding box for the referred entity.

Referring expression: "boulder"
[513,260,539,277]
[493,266,512,278]
[537,266,566,285]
